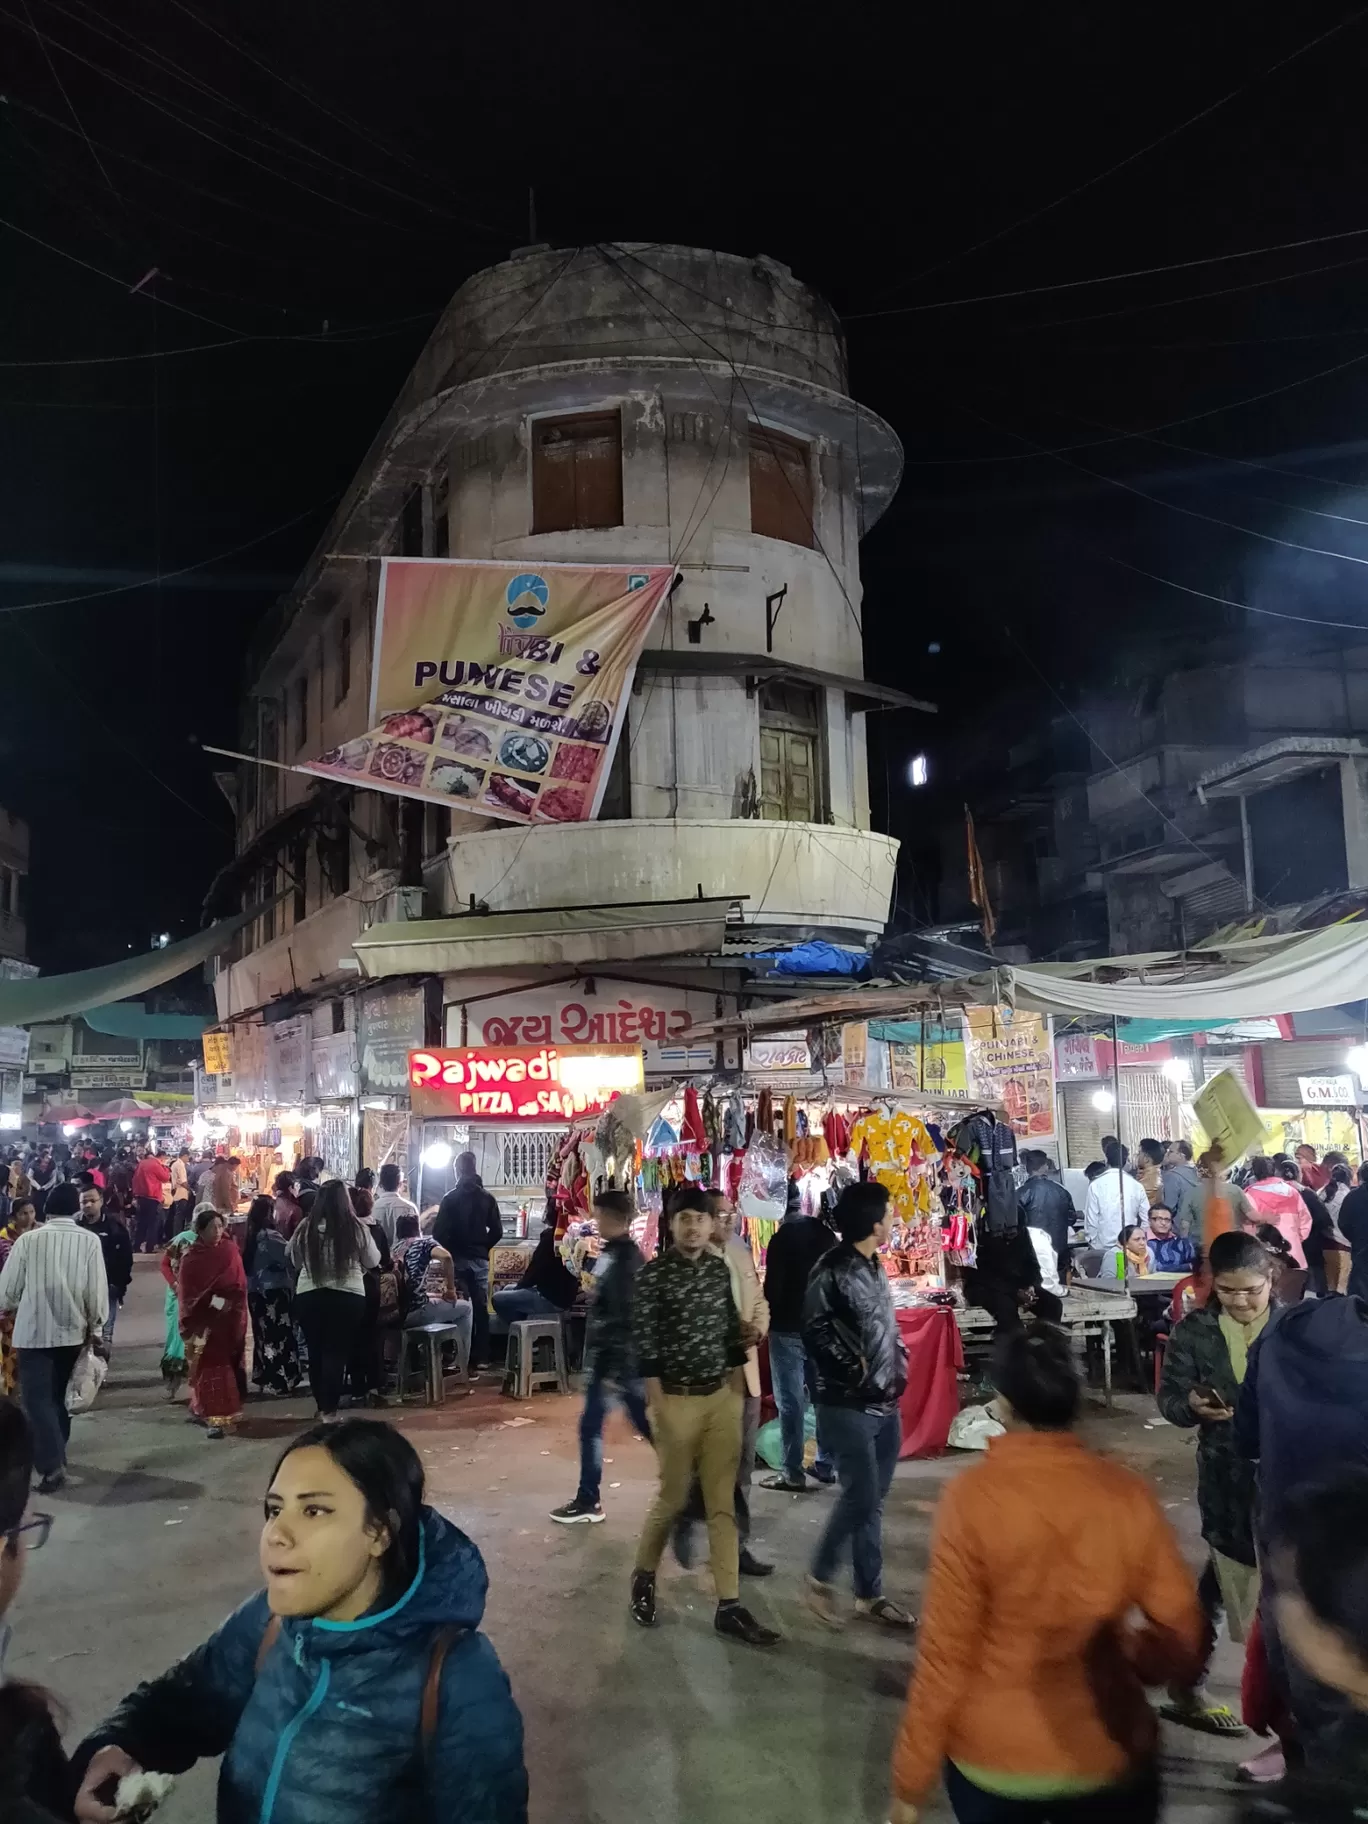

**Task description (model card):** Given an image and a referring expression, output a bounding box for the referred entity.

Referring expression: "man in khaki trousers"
[630,1192,780,1646]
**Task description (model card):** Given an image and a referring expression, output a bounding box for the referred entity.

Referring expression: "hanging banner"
[304,559,675,825]
[889,1036,971,1099]
[966,1005,1056,1140]
[202,1030,232,1075]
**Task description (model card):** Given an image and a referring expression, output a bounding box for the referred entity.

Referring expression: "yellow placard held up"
[202,1030,232,1075]
[1192,1068,1266,1164]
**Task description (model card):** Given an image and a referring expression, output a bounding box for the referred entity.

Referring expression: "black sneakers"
[715,1602,781,1646]
[738,1546,775,1578]
[550,1497,605,1525]
[629,1570,657,1627]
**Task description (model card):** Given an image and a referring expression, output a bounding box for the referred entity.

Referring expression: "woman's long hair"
[242,1195,275,1277]
[271,1418,424,1604]
[303,1179,361,1286]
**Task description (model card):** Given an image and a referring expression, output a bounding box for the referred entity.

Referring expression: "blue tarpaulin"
[748,942,865,977]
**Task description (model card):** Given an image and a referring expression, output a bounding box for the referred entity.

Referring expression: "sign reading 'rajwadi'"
[302,560,675,825]
[408,1046,643,1122]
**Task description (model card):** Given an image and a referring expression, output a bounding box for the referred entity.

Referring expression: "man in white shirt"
[0,1180,107,1492]
[368,1161,418,1248]
[1082,1147,1149,1250]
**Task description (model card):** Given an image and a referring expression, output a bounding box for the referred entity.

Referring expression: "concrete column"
[1340,757,1368,888]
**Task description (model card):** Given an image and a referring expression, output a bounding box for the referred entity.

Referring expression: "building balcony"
[440,818,898,941]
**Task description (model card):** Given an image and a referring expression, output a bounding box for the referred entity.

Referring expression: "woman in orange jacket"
[890,1326,1205,1824]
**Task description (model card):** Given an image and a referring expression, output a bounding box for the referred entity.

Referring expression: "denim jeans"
[768,1330,832,1481]
[577,1371,651,1504]
[102,1294,121,1349]
[491,1287,561,1326]
[811,1404,902,1599]
[404,1298,473,1361]
[17,1345,82,1477]
[449,1257,491,1367]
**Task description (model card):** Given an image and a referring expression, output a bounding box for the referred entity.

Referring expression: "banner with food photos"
[303,559,676,825]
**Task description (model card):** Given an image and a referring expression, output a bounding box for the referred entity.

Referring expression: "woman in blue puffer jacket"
[70,1419,527,1824]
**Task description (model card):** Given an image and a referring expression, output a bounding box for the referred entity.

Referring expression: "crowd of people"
[5,1123,1368,1821]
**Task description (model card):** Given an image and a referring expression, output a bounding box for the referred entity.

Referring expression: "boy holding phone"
[1157,1228,1275,1734]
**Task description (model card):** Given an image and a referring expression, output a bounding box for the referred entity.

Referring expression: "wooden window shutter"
[749,424,814,547]
[532,412,623,533]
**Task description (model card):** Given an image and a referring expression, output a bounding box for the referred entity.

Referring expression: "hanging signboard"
[202,1031,232,1075]
[966,1006,1056,1140]
[1298,1074,1359,1108]
[889,1037,971,1098]
[357,985,427,1095]
[312,1030,358,1101]
[1054,1032,1101,1080]
[743,1031,811,1072]
[266,1016,312,1106]
[408,1045,644,1122]
[301,559,675,825]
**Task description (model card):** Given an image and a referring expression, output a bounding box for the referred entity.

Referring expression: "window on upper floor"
[336,617,352,706]
[749,424,814,547]
[532,411,623,534]
[259,700,280,818]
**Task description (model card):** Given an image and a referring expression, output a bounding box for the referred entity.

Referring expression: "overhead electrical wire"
[845,222,1368,321]
[881,6,1368,296]
[36,0,498,233]
[1100,553,1368,636]
[901,339,1368,466]
[0,6,437,238]
[17,0,115,193]
[0,496,339,616]
[941,393,1368,572]
[599,243,867,640]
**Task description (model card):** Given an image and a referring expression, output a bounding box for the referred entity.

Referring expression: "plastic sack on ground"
[65,1344,108,1415]
[946,1402,1004,1452]
[738,1133,787,1221]
[755,1407,818,1472]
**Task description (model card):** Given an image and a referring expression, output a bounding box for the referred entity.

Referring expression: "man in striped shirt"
[0,1180,107,1491]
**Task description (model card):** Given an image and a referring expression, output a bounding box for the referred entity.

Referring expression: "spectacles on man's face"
[4,1512,52,1558]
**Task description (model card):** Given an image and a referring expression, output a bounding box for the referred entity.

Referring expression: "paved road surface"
[9,1256,1245,1822]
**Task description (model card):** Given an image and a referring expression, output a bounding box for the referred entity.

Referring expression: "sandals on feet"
[855,1597,916,1629]
[1159,1701,1245,1737]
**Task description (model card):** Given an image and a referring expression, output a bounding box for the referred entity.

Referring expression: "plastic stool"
[504,1318,569,1399]
[399,1322,470,1405]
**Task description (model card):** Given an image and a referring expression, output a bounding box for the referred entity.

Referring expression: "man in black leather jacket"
[802,1181,913,1631]
[1016,1150,1075,1288]
[432,1154,504,1370]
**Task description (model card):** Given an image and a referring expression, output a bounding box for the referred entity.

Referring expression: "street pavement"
[10,1257,1246,1822]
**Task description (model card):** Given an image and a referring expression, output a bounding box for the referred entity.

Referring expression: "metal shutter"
[1259,1038,1355,1108]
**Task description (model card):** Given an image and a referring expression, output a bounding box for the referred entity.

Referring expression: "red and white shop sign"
[408,1045,644,1122]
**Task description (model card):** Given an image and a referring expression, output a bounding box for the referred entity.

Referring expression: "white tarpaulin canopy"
[1011,921,1368,1020]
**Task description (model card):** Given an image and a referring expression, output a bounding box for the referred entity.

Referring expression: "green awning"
[82,1003,211,1041]
[0,911,254,1028]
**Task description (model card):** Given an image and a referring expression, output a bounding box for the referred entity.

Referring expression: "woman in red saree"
[178,1208,248,1438]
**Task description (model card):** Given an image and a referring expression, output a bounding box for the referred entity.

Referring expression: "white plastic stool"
[504,1318,569,1399]
[399,1322,470,1404]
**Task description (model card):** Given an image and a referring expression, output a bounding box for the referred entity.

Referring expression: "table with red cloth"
[757,1302,963,1458]
[896,1303,963,1458]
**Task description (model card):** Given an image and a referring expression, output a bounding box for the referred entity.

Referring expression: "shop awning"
[0,909,256,1028]
[353,898,735,978]
[634,650,936,715]
[82,1002,210,1041]
[686,975,1007,1042]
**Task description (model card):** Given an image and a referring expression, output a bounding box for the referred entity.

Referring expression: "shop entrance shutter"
[1175,874,1247,943]
[1063,1084,1108,1169]
[1259,1038,1355,1108]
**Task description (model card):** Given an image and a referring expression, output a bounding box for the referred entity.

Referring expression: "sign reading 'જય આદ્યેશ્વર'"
[301,559,676,826]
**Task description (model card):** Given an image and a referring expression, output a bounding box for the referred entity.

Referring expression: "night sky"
[5,2,1368,968]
